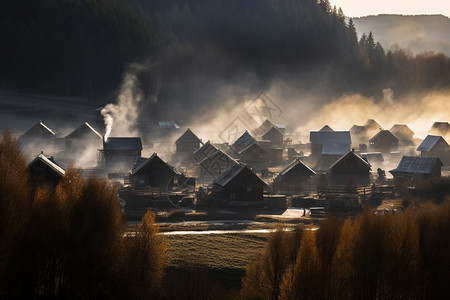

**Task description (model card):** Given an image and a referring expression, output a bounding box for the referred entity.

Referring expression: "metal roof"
[310,131,351,145]
[175,128,202,144]
[321,144,350,156]
[213,164,266,187]
[279,158,316,177]
[28,153,65,177]
[390,156,443,175]
[103,137,142,151]
[65,122,102,140]
[417,135,449,152]
[158,121,180,129]
[329,151,371,171]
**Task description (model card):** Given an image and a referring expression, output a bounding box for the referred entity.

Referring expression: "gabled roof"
[103,137,142,151]
[417,135,449,152]
[279,158,316,177]
[131,153,177,175]
[262,126,284,139]
[212,143,240,160]
[198,150,239,177]
[28,153,65,177]
[193,141,219,163]
[65,122,102,140]
[390,124,414,139]
[330,151,371,171]
[321,144,350,156]
[159,121,180,129]
[319,125,334,132]
[22,121,56,138]
[175,128,202,144]
[232,131,257,151]
[369,130,398,143]
[238,142,267,155]
[390,156,443,175]
[429,122,450,135]
[364,119,383,131]
[310,131,351,145]
[350,125,367,135]
[213,164,266,187]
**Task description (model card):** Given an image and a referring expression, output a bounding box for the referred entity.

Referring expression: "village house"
[349,125,368,146]
[65,122,102,149]
[363,119,384,139]
[129,153,178,190]
[417,135,450,165]
[368,130,398,153]
[254,119,286,136]
[261,126,284,148]
[198,149,239,181]
[28,153,65,189]
[273,158,316,194]
[328,150,372,186]
[175,128,203,153]
[390,156,443,186]
[100,137,142,171]
[390,124,415,146]
[428,122,450,138]
[238,142,268,165]
[19,121,56,149]
[232,130,257,153]
[211,164,267,205]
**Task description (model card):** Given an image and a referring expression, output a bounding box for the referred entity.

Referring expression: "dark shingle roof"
[390,124,414,139]
[213,164,266,187]
[193,141,219,163]
[390,156,443,175]
[319,125,334,132]
[232,131,256,151]
[131,153,177,175]
[417,135,449,152]
[22,121,56,138]
[65,122,102,140]
[175,128,202,144]
[310,131,351,145]
[369,130,398,143]
[321,144,350,156]
[103,137,142,151]
[279,158,316,177]
[329,151,371,171]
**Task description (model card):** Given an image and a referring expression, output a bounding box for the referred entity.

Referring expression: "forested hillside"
[1,0,449,114]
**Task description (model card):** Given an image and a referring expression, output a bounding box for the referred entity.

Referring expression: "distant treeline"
[1,0,450,104]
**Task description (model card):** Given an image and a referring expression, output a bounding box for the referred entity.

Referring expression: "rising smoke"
[101,64,146,140]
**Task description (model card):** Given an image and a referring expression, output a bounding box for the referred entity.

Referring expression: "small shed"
[261,126,284,147]
[28,153,65,189]
[130,153,178,190]
[175,128,203,153]
[369,130,398,153]
[390,156,443,183]
[232,131,257,152]
[101,137,142,171]
[329,150,371,186]
[417,135,450,165]
[212,164,267,204]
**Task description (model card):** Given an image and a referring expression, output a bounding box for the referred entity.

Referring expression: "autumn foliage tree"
[0,130,167,299]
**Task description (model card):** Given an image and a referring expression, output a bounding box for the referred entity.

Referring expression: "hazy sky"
[329,0,450,17]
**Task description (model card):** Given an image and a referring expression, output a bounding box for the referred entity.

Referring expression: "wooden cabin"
[65,122,102,149]
[198,150,239,180]
[261,126,284,147]
[175,128,202,153]
[329,150,371,186]
[363,119,384,139]
[274,158,316,194]
[232,131,257,153]
[417,135,450,165]
[390,156,443,185]
[19,121,56,148]
[238,142,268,165]
[390,124,415,146]
[428,122,450,138]
[28,153,65,189]
[212,164,267,205]
[369,130,398,153]
[101,137,142,171]
[130,153,178,190]
[194,141,219,163]
[319,125,334,132]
